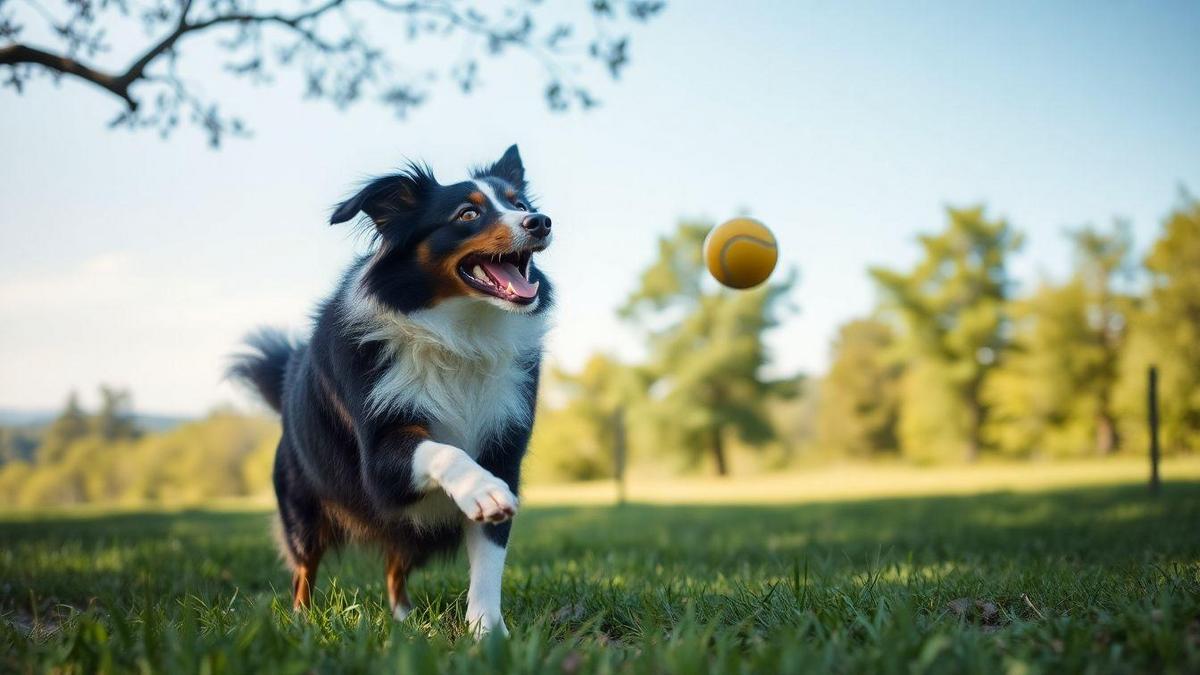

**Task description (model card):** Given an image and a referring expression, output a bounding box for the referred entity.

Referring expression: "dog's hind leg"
[280,502,328,611]
[291,553,323,611]
[274,444,330,611]
[385,549,413,620]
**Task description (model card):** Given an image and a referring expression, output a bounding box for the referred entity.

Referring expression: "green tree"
[871,206,1021,462]
[816,317,903,458]
[984,223,1132,457]
[96,386,141,442]
[984,281,1093,456]
[529,355,645,481]
[1135,196,1200,453]
[38,391,90,464]
[622,221,796,476]
[1068,223,1132,454]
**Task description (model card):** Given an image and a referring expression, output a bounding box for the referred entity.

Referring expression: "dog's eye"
[514,201,528,211]
[457,207,481,222]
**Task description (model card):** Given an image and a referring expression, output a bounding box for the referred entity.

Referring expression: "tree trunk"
[612,406,627,505]
[1096,412,1118,455]
[965,398,983,463]
[710,426,729,477]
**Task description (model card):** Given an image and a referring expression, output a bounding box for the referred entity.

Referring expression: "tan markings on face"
[504,188,516,201]
[468,191,486,206]
[418,223,518,303]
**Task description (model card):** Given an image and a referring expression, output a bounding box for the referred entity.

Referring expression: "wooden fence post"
[1148,366,1161,496]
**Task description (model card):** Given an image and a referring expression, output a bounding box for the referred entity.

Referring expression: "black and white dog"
[230,145,551,637]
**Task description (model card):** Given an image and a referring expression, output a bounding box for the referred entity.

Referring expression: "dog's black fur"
[230,145,552,613]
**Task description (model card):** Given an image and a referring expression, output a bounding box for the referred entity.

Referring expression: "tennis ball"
[703,218,778,289]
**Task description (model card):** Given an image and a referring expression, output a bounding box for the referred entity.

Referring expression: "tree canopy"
[1138,196,1200,452]
[620,221,796,475]
[871,206,1022,462]
[816,317,902,458]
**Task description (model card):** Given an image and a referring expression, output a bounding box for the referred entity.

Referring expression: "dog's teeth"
[506,282,516,294]
[472,265,488,282]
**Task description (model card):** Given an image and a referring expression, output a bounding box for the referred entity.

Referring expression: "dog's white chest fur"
[347,295,545,456]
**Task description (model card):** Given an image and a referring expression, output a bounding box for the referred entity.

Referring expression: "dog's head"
[331,145,552,314]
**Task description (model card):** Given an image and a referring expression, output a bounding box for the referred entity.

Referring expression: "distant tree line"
[0,388,277,507]
[530,193,1200,479]
[816,195,1200,463]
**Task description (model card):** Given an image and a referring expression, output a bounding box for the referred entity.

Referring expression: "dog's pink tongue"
[482,260,539,299]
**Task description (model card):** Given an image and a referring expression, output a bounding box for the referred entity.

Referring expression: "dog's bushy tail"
[228,328,297,413]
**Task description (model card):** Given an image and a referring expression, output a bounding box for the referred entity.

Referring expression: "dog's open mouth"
[458,250,539,304]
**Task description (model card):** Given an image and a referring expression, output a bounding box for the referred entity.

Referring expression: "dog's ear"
[330,163,437,228]
[476,144,525,190]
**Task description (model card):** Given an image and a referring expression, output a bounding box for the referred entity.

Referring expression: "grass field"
[3,462,1199,673]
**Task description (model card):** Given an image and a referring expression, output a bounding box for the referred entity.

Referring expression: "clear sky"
[2,1,1198,415]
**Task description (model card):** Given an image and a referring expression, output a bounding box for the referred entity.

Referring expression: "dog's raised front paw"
[448,471,518,523]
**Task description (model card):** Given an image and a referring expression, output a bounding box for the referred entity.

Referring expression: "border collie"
[230,145,551,637]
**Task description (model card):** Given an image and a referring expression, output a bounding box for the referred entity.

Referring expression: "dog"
[229,145,552,637]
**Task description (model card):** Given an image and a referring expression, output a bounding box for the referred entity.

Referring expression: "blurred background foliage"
[2,195,1198,507]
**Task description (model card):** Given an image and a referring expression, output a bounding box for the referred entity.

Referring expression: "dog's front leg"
[411,441,518,523]
[464,521,509,638]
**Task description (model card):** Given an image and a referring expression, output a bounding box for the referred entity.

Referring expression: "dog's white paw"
[448,471,518,523]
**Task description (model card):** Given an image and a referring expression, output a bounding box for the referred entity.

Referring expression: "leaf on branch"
[380,84,424,118]
[545,23,571,49]
[627,1,665,21]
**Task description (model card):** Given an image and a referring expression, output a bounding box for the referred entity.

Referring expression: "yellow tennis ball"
[703,218,778,289]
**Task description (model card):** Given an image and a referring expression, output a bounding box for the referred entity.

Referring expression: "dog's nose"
[522,213,552,239]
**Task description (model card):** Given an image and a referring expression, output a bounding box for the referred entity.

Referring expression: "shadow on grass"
[2,481,1197,612]
[516,481,1200,566]
[3,481,1199,673]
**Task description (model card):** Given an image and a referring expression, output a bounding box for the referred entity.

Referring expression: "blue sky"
[2,1,1198,415]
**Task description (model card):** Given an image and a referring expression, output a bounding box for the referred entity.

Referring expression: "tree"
[1067,223,1133,454]
[871,206,1021,462]
[528,354,645,481]
[622,221,796,476]
[984,223,1132,457]
[984,280,1094,457]
[1135,196,1200,453]
[38,390,90,464]
[1,0,664,145]
[816,317,902,458]
[96,385,141,442]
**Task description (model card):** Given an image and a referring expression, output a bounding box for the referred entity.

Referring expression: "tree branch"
[1,0,350,110]
[1,0,660,143]
[0,43,137,108]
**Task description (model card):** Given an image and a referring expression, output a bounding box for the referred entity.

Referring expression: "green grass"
[3,481,1199,673]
